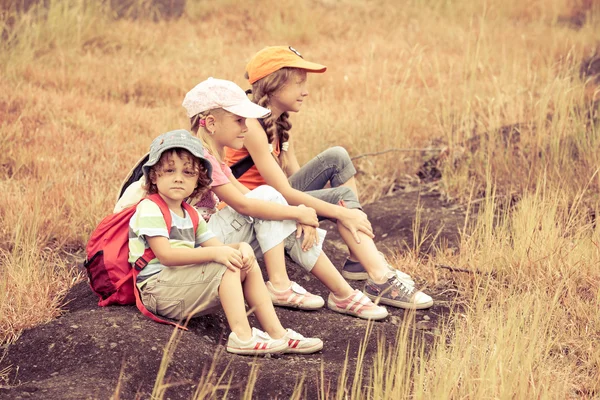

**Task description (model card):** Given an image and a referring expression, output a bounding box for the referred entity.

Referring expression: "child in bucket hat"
[129,129,323,355]
[224,46,434,311]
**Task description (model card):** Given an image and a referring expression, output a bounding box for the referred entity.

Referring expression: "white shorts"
[206,185,326,272]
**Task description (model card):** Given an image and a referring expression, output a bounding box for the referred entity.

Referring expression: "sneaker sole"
[341,270,369,280]
[227,341,288,356]
[327,301,388,321]
[285,340,324,354]
[364,292,434,310]
[271,299,325,310]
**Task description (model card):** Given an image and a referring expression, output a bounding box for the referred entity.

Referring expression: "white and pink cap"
[182,77,271,119]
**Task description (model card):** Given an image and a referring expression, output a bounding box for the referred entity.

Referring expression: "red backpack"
[84,193,199,328]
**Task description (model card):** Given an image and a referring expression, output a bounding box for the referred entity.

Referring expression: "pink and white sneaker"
[267,281,325,310]
[282,329,323,354]
[327,289,388,320]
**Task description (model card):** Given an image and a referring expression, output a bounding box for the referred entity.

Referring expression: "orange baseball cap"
[246,46,327,84]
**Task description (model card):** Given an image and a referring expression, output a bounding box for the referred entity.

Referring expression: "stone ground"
[0,186,469,399]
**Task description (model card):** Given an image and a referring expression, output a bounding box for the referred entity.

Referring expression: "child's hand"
[339,208,374,244]
[296,204,319,227]
[296,223,319,252]
[213,247,244,271]
[238,242,256,271]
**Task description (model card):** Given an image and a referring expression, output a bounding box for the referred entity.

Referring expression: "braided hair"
[247,67,298,172]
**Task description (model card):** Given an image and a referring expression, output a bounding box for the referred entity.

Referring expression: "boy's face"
[151,150,200,208]
[212,110,248,150]
[270,70,309,114]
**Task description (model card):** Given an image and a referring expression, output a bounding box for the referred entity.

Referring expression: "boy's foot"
[227,328,288,356]
[341,253,414,285]
[283,329,323,354]
[267,281,325,310]
[327,289,388,320]
[364,272,433,310]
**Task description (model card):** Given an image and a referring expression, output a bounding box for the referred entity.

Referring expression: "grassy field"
[1,0,599,397]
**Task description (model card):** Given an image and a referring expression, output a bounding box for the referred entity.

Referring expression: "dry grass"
[1,0,600,397]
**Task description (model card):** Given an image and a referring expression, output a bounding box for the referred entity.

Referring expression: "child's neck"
[202,135,224,162]
[158,193,186,217]
[270,108,283,120]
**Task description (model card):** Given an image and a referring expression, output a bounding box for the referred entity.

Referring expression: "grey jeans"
[288,146,361,219]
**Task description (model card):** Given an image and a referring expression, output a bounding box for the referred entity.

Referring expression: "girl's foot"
[266,281,325,310]
[364,272,433,310]
[342,252,414,285]
[327,289,388,320]
[282,329,323,354]
[227,328,288,355]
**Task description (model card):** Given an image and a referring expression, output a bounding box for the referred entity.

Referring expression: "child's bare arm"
[212,182,318,227]
[202,238,256,271]
[284,138,301,176]
[146,236,243,271]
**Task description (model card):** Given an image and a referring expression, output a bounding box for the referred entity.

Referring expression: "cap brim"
[289,59,327,74]
[224,101,271,119]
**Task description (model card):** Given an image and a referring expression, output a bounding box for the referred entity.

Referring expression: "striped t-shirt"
[128,199,215,280]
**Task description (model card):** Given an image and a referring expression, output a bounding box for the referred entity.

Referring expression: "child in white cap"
[183,78,388,320]
[129,129,322,355]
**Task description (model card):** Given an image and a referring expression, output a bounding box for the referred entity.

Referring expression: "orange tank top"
[225,136,280,190]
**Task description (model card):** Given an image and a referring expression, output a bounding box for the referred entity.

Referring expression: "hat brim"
[142,144,213,184]
[248,59,327,84]
[224,101,271,119]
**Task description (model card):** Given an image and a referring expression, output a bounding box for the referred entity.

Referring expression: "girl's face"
[151,151,200,209]
[270,70,309,115]
[211,110,248,150]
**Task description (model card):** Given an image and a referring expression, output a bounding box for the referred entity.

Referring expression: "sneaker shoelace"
[387,276,415,296]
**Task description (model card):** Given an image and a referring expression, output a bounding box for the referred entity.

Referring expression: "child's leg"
[137,262,228,320]
[288,146,357,193]
[208,185,297,287]
[340,176,359,200]
[243,186,302,290]
[336,223,389,282]
[309,253,354,298]
[218,267,253,341]
[262,242,292,290]
[286,235,388,320]
[241,262,287,339]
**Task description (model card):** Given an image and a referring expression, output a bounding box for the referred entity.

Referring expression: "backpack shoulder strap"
[181,201,200,233]
[134,194,172,270]
[146,193,173,230]
[230,154,254,179]
[132,194,187,330]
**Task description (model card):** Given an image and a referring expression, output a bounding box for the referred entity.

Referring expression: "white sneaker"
[282,329,323,354]
[226,327,288,356]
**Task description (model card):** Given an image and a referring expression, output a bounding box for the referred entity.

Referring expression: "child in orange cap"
[225,46,434,311]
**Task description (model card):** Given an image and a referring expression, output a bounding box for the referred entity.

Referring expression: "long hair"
[248,67,299,172]
[190,109,224,162]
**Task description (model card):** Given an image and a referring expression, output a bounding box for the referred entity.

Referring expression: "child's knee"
[248,185,288,205]
[224,267,242,280]
[323,146,352,166]
[335,187,361,209]
[247,262,263,278]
